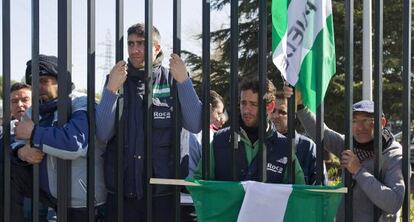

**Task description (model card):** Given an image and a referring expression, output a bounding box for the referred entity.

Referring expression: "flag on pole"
[187,180,344,222]
[272,0,336,112]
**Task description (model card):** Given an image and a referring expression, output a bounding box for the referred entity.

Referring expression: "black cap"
[25,55,64,85]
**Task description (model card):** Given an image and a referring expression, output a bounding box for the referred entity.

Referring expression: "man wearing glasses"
[270,93,327,185]
[284,86,404,222]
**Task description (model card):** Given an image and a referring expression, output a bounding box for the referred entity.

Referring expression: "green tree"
[0,76,24,100]
[184,0,414,132]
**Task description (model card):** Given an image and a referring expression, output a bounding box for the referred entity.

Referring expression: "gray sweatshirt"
[297,107,405,222]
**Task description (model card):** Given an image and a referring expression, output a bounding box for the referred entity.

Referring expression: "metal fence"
[1,0,412,221]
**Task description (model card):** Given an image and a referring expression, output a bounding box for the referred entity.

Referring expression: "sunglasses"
[352,118,374,127]
[273,109,288,116]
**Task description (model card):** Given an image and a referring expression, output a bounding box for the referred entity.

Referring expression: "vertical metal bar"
[402,0,412,220]
[144,1,153,221]
[287,93,295,183]
[87,0,96,221]
[315,100,323,185]
[115,0,124,64]
[115,0,124,221]
[57,0,72,221]
[344,0,354,221]
[201,0,211,180]
[31,0,40,221]
[173,1,181,54]
[230,0,239,181]
[373,0,383,220]
[1,0,11,221]
[172,0,181,221]
[257,0,267,182]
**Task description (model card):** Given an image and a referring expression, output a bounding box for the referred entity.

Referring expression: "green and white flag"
[272,0,336,112]
[187,180,343,222]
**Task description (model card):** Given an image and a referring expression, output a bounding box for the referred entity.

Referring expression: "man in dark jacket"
[193,77,305,184]
[270,93,327,185]
[95,23,202,222]
[10,83,32,121]
[0,83,36,219]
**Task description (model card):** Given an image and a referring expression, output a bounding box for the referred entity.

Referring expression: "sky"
[0,0,229,92]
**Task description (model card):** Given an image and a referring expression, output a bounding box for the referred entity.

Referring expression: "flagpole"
[287,83,295,184]
[149,178,202,187]
[149,178,349,194]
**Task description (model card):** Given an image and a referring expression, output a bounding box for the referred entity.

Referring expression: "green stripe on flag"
[271,0,289,50]
[283,184,342,222]
[187,180,343,222]
[187,180,245,222]
[272,0,336,112]
[296,15,336,112]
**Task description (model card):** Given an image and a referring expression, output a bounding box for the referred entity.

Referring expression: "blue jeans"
[9,163,102,222]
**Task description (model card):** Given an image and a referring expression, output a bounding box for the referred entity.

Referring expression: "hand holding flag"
[272,0,336,112]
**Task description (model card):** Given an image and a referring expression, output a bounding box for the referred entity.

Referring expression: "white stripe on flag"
[237,181,293,222]
[272,0,332,85]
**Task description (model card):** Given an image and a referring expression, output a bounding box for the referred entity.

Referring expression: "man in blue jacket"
[95,23,202,222]
[9,55,106,221]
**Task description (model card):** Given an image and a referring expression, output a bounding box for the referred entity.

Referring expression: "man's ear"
[266,101,276,114]
[154,43,161,56]
[381,117,387,128]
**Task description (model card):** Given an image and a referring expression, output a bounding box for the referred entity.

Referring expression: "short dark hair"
[210,90,224,110]
[11,82,31,93]
[239,77,276,104]
[275,91,286,100]
[127,23,161,44]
